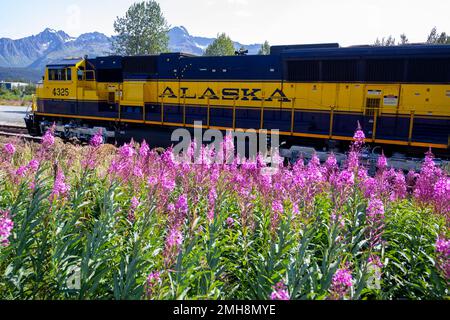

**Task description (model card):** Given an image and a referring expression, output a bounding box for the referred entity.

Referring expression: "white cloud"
[227,0,249,5]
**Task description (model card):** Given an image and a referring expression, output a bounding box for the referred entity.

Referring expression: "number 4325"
[53,88,69,96]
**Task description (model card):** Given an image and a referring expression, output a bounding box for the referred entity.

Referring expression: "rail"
[0,125,42,142]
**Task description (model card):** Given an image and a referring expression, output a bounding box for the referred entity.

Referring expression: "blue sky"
[1,0,449,46]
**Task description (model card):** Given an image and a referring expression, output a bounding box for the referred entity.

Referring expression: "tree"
[112,0,169,55]
[258,41,271,55]
[374,35,396,46]
[204,33,236,56]
[427,27,450,44]
[399,33,409,45]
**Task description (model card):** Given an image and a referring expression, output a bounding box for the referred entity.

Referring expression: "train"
[24,43,450,163]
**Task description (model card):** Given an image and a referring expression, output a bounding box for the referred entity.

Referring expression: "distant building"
[0,81,29,90]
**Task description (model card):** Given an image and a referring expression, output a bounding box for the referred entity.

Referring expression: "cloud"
[235,10,252,17]
[227,0,249,5]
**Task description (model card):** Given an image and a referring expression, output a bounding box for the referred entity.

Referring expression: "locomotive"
[25,43,450,161]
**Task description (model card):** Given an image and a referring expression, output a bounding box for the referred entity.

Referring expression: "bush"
[0,129,448,300]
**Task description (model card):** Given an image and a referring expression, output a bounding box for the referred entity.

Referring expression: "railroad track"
[0,125,42,141]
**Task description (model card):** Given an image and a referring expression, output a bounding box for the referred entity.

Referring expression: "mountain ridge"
[0,27,262,82]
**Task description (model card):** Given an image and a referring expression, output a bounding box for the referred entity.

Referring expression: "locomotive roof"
[277,44,450,59]
[47,58,83,68]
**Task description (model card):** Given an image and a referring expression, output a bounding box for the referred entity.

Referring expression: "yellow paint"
[34,61,450,149]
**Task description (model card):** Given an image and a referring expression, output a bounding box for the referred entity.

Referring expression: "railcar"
[25,43,450,158]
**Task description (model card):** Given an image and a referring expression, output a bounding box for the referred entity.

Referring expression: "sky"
[0,0,449,46]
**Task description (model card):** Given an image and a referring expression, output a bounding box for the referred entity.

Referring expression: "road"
[0,105,28,127]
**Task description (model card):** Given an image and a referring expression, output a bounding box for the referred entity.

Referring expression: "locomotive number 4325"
[53,88,69,96]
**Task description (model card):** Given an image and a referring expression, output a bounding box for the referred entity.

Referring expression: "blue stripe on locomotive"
[37,98,449,145]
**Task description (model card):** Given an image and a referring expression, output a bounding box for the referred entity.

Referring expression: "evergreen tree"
[112,0,169,55]
[427,27,450,44]
[204,33,236,56]
[399,33,409,45]
[258,41,271,55]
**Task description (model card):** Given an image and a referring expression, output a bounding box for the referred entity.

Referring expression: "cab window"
[48,68,72,81]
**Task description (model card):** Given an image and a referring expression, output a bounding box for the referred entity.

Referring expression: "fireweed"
[0,210,13,247]
[0,126,447,300]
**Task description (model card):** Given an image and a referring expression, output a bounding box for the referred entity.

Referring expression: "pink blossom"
[0,210,13,247]
[367,198,385,219]
[330,268,353,299]
[352,126,366,149]
[131,197,140,210]
[435,237,450,280]
[140,141,150,158]
[368,254,384,268]
[366,198,385,250]
[414,151,442,204]
[27,159,40,172]
[436,237,450,257]
[161,174,176,192]
[148,175,158,187]
[133,166,144,178]
[377,153,388,171]
[146,271,161,298]
[166,228,183,248]
[270,281,290,300]
[3,143,16,156]
[42,129,55,149]
[51,169,70,201]
[90,129,104,148]
[226,217,235,227]
[119,144,135,158]
[15,166,28,178]
[433,177,450,214]
[175,195,188,215]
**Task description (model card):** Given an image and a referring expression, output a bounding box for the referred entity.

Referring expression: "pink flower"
[3,143,16,156]
[51,169,70,201]
[353,125,366,149]
[166,228,183,248]
[27,159,40,172]
[272,200,284,213]
[0,210,13,247]
[15,166,28,178]
[436,237,450,257]
[270,281,290,300]
[366,198,385,251]
[161,174,175,192]
[119,144,135,158]
[330,268,353,299]
[226,217,235,227]
[131,197,140,210]
[90,129,104,148]
[414,151,442,204]
[175,195,188,214]
[435,237,450,280]
[433,177,450,214]
[146,271,161,298]
[325,154,338,175]
[140,141,150,158]
[133,166,144,178]
[42,129,55,149]
[377,153,388,171]
[148,175,158,187]
[368,254,384,268]
[367,198,385,219]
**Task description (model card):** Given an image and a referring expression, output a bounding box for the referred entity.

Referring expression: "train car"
[25,43,450,158]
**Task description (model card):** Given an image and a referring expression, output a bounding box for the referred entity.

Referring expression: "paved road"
[0,105,29,127]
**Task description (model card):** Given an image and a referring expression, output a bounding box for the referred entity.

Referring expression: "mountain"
[0,27,262,82]
[168,26,261,56]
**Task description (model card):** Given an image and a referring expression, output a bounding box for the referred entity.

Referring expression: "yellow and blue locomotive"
[25,43,450,157]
